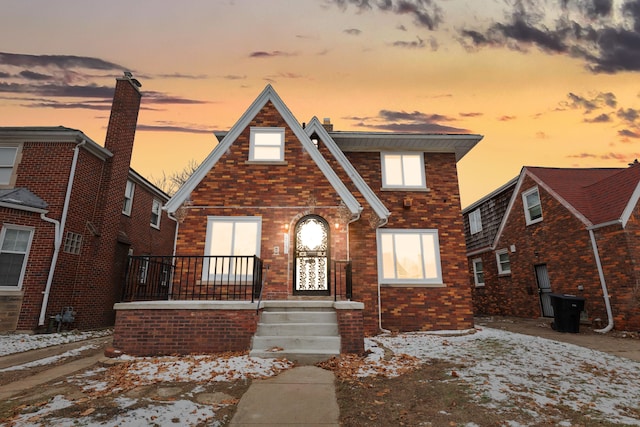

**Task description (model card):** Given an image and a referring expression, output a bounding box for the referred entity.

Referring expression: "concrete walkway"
[229,365,339,426]
[0,335,111,400]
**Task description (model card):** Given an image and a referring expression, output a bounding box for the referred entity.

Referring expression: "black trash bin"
[550,293,585,333]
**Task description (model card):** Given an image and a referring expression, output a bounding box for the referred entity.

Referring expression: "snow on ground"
[2,327,639,426]
[0,344,100,372]
[367,328,640,426]
[0,329,111,356]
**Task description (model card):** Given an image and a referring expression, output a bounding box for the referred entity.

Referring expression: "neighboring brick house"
[463,164,640,332]
[0,74,176,332]
[129,84,481,341]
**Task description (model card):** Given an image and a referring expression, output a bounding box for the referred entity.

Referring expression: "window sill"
[245,160,287,165]
[525,218,543,226]
[475,284,485,288]
[380,282,445,288]
[380,187,430,192]
[150,224,160,230]
[0,288,23,296]
[498,272,511,277]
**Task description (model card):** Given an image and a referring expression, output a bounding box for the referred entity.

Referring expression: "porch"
[112,256,364,360]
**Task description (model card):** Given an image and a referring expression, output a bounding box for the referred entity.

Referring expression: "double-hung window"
[381,152,426,189]
[123,180,135,216]
[522,187,542,225]
[0,225,34,289]
[377,229,442,285]
[469,208,483,234]
[249,127,285,162]
[204,216,262,281]
[472,258,484,286]
[151,199,162,228]
[0,145,19,187]
[496,249,511,275]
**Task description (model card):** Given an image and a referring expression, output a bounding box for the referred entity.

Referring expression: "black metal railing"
[121,255,264,302]
[333,260,352,301]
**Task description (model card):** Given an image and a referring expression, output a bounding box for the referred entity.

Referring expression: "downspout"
[375,215,390,334]
[167,212,180,299]
[588,228,614,333]
[38,140,86,326]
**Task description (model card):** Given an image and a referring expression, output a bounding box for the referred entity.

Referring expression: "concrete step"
[259,310,337,324]
[249,348,339,365]
[256,322,339,336]
[251,335,340,352]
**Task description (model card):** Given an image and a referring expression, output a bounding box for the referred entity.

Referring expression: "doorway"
[294,215,330,295]
[535,264,554,317]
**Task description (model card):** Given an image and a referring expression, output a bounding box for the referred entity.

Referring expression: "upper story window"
[377,229,442,285]
[122,180,135,216]
[381,152,426,189]
[151,199,162,229]
[496,249,511,275]
[522,187,542,225]
[469,208,483,235]
[472,258,484,286]
[249,127,285,162]
[0,225,34,289]
[0,145,20,187]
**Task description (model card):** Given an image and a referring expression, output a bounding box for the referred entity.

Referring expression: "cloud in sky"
[458,0,640,73]
[329,1,640,74]
[0,51,209,112]
[344,108,470,133]
[344,28,362,35]
[562,92,617,112]
[329,0,444,30]
[249,51,297,58]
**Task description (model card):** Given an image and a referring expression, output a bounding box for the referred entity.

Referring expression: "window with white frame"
[204,216,262,280]
[63,231,82,255]
[472,258,484,286]
[469,208,483,234]
[496,249,511,274]
[122,180,135,216]
[0,225,34,289]
[249,127,285,161]
[0,145,19,186]
[381,152,426,189]
[377,229,442,285]
[522,187,542,225]
[150,199,162,228]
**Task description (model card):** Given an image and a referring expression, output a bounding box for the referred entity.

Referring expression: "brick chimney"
[322,117,334,132]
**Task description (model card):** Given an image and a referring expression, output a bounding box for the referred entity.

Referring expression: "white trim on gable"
[620,181,640,228]
[164,85,363,217]
[491,167,594,250]
[304,117,391,225]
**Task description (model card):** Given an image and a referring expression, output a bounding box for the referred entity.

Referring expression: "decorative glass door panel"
[294,215,330,295]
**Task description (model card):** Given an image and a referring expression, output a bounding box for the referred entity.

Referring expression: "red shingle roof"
[526,163,640,225]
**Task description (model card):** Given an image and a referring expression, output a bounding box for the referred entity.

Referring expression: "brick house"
[0,74,176,332]
[463,165,640,332]
[112,85,482,358]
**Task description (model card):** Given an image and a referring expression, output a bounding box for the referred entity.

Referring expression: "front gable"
[165,85,361,217]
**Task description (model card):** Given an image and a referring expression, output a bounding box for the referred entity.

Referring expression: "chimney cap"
[122,71,142,88]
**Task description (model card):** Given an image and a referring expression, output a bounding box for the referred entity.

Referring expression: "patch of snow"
[0,329,111,356]
[0,344,98,371]
[368,328,640,425]
[8,395,75,426]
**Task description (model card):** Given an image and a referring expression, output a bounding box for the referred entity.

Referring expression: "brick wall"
[336,302,365,355]
[112,302,258,355]
[345,151,474,334]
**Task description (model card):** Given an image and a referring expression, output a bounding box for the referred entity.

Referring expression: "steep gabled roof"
[165,85,362,216]
[491,164,640,248]
[304,117,391,224]
[526,166,640,226]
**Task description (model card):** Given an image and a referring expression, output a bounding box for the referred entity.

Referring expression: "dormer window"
[0,145,20,187]
[469,208,482,235]
[381,152,426,189]
[249,127,284,162]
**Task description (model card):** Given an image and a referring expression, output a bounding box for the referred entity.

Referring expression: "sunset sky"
[1,0,639,207]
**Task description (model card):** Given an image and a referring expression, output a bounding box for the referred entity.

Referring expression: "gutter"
[587,226,615,333]
[38,140,86,326]
[374,215,390,334]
